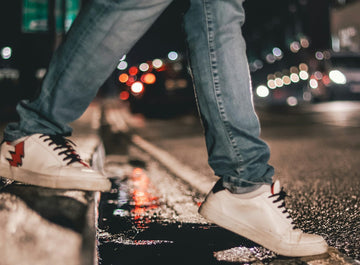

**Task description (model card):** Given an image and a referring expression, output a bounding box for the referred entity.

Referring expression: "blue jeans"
[4,0,274,193]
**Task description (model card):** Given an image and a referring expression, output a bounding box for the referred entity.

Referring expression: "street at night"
[1,0,360,264]
[1,99,360,264]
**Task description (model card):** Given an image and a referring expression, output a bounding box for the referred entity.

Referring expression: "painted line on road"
[131,134,215,195]
[102,101,215,194]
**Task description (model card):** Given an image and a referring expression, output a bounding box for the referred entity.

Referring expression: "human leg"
[1,0,173,190]
[183,0,327,256]
[184,0,273,193]
[4,0,172,141]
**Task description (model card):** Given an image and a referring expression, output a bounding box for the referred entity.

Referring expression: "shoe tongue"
[271,180,281,195]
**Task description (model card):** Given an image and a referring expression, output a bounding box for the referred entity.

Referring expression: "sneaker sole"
[0,163,111,192]
[199,192,328,257]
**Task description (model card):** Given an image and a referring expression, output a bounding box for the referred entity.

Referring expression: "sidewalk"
[0,103,104,265]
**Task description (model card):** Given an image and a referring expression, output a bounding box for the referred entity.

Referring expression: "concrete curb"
[0,143,100,265]
[0,104,103,265]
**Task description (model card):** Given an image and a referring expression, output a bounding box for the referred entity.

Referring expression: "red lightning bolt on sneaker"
[6,141,25,167]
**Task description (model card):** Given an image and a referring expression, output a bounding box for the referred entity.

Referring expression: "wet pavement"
[97,145,358,265]
[97,100,360,265]
[97,148,288,265]
[1,100,359,264]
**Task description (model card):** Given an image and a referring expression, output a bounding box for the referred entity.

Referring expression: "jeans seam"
[203,0,243,166]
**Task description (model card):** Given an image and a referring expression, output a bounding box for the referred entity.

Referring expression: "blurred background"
[1,0,360,119]
[1,2,360,262]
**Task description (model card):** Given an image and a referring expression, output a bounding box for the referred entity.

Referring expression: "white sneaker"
[199,180,328,257]
[0,134,111,191]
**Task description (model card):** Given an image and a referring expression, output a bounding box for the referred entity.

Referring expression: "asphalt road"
[98,100,360,265]
[1,100,358,264]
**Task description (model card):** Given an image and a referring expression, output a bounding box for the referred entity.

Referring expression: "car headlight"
[329,70,346,84]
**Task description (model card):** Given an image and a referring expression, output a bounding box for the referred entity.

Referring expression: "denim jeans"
[4,0,274,193]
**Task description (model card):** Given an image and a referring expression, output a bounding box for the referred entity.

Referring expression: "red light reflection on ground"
[130,168,159,229]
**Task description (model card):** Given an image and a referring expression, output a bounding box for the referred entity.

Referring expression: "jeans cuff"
[222,175,271,194]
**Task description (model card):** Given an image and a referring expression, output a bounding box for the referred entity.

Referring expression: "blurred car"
[308,52,360,101]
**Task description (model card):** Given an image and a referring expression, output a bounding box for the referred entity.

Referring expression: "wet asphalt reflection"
[97,150,278,265]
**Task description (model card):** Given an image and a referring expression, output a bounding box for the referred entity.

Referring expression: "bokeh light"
[1,47,12,60]
[168,51,178,61]
[131,81,144,94]
[119,73,129,83]
[117,61,128,70]
[256,85,270,97]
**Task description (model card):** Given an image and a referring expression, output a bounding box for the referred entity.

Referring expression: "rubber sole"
[0,163,111,192]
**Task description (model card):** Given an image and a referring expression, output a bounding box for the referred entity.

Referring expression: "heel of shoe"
[198,192,227,225]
